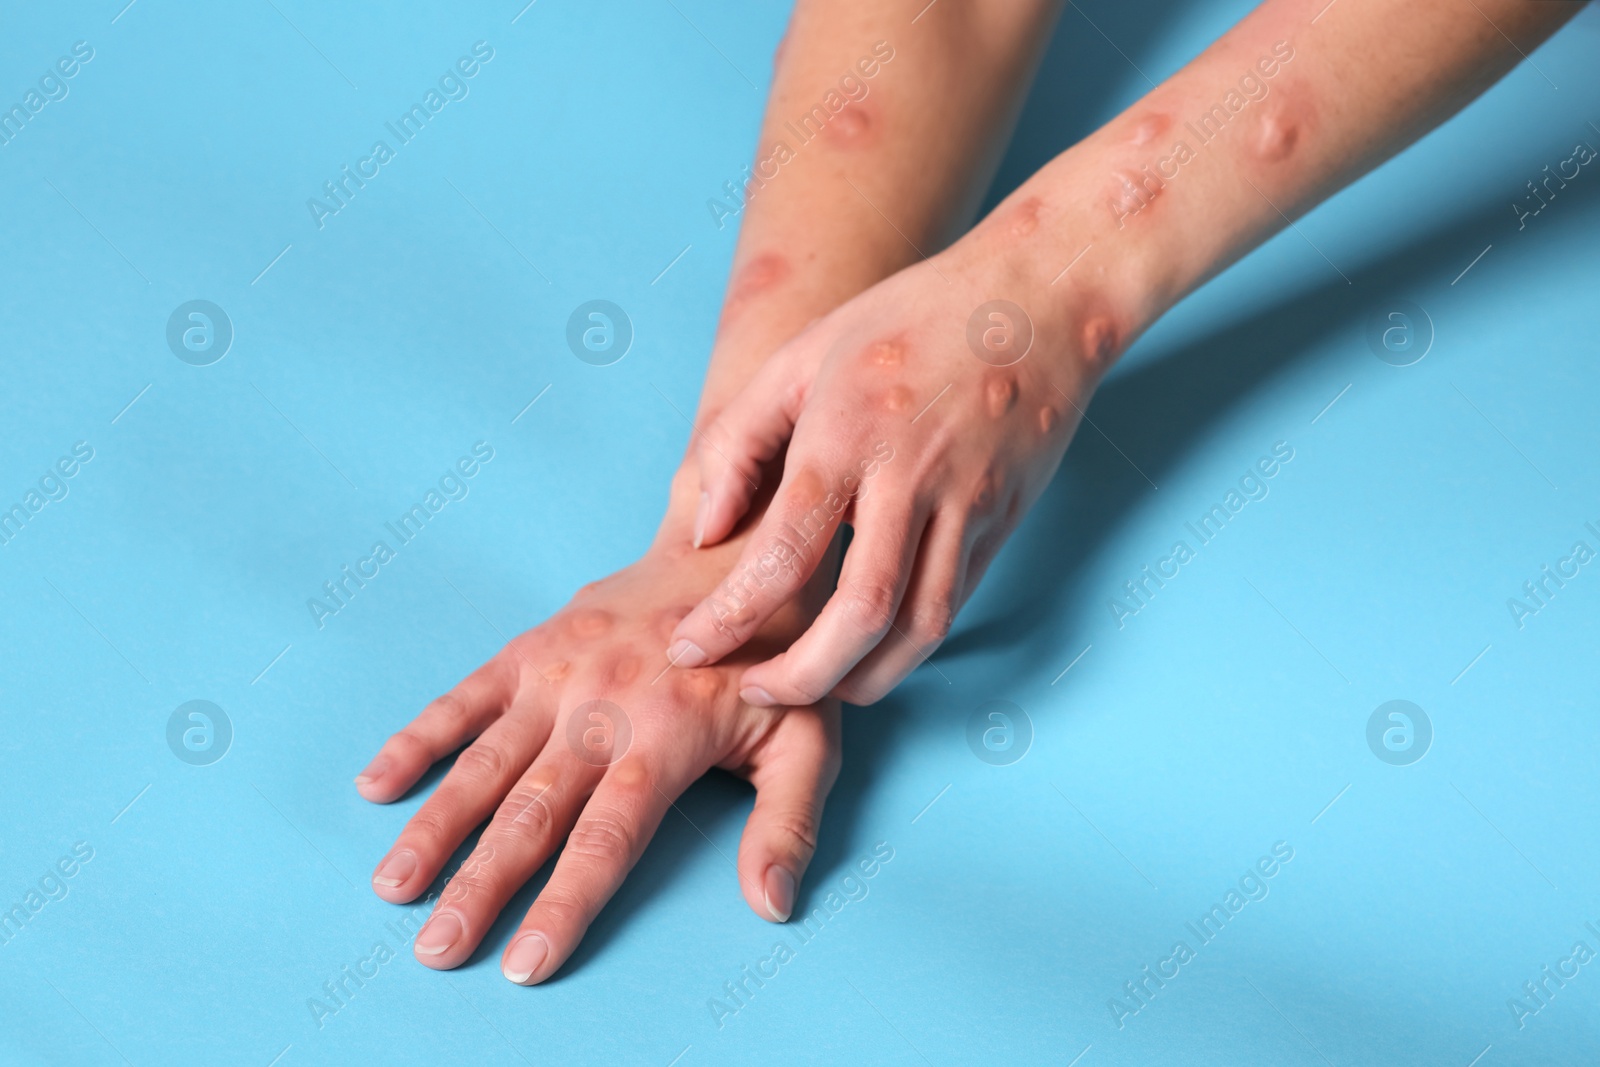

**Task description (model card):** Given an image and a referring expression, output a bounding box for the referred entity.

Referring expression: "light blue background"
[2,1,1598,1064]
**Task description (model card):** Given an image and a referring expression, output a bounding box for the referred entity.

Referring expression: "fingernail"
[414,912,463,956]
[354,755,388,787]
[668,639,706,668]
[764,865,795,923]
[372,850,416,889]
[692,491,709,549]
[503,933,549,984]
[741,686,777,707]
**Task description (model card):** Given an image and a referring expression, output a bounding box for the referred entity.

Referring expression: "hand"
[355,535,840,984]
[670,234,1117,706]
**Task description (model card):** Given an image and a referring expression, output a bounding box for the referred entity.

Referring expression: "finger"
[410,746,599,969]
[356,657,517,803]
[500,752,686,984]
[369,701,550,905]
[734,705,841,922]
[668,459,850,670]
[835,505,969,705]
[695,354,805,549]
[736,498,926,707]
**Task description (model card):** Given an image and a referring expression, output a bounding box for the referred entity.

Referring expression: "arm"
[671,0,1583,706]
[668,0,1063,535]
[357,0,1063,985]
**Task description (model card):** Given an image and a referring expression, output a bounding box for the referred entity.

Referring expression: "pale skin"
[361,0,1580,984]
[672,0,1582,707]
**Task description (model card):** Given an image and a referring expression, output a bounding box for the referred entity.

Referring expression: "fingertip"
[692,491,709,549]
[698,489,741,548]
[502,932,551,985]
[354,754,410,803]
[740,685,778,708]
[370,848,422,903]
[667,638,708,669]
[762,864,795,923]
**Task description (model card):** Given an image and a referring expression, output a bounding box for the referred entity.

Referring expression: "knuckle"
[405,804,454,847]
[908,594,955,646]
[777,675,829,706]
[564,811,637,865]
[452,741,508,783]
[439,870,496,908]
[495,785,556,840]
[841,579,898,635]
[700,416,734,453]
[534,886,591,930]
[834,676,888,707]
[831,678,871,706]
[389,728,432,764]
[426,690,473,727]
[766,810,820,862]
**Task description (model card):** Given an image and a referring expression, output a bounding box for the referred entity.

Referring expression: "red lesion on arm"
[822,102,874,147]
[1006,196,1043,237]
[1108,167,1165,228]
[1250,81,1316,166]
[719,251,791,328]
[1127,111,1172,146]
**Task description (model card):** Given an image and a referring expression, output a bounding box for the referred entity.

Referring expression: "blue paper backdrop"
[1,1,1598,1064]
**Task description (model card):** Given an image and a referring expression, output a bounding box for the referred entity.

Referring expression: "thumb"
[733,703,842,922]
[695,350,807,549]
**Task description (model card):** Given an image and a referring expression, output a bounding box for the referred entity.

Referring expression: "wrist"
[945,138,1192,385]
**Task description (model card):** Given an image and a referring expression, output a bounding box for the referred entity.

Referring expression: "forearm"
[961,0,1581,365]
[695,0,1063,419]
[661,0,1061,530]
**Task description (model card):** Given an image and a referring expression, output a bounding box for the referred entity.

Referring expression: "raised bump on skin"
[984,373,1019,417]
[674,667,723,701]
[608,653,642,688]
[720,252,790,326]
[1082,316,1120,370]
[865,338,906,368]
[1253,110,1300,163]
[511,770,558,824]
[609,757,650,790]
[878,385,914,414]
[1008,196,1042,237]
[569,608,614,638]
[1109,167,1164,226]
[787,467,827,513]
[1128,112,1171,146]
[1038,405,1058,435]
[972,470,1000,513]
[824,104,872,145]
